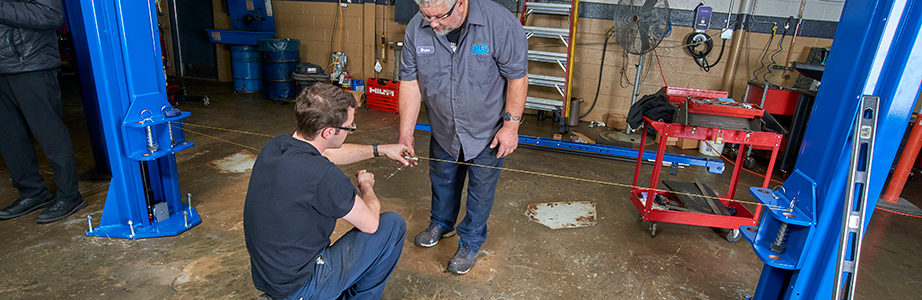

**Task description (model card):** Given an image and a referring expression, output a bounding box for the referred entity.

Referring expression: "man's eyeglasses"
[423,0,457,23]
[333,122,357,132]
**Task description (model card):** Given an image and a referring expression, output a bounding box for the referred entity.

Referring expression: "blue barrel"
[258,39,300,101]
[230,45,261,92]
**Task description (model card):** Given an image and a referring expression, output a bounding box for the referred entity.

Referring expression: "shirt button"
[451,77,456,80]
[453,57,457,60]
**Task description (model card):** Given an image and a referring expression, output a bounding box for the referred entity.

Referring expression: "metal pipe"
[720,0,751,94]
[881,114,922,203]
[782,0,807,79]
[627,55,644,133]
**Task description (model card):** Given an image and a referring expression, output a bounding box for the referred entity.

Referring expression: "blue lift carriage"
[61,0,922,297]
[742,0,922,298]
[66,0,201,239]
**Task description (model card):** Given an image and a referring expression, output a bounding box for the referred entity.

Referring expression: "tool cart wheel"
[649,222,657,237]
[726,229,741,242]
[743,156,757,169]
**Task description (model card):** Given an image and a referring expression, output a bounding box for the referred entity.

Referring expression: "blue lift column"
[67,0,201,239]
[741,0,922,298]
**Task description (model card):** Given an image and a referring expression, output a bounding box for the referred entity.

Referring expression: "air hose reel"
[685,31,726,72]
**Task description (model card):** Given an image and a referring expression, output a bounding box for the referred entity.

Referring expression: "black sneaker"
[414,221,455,247]
[447,242,478,275]
[0,190,55,220]
[35,195,86,224]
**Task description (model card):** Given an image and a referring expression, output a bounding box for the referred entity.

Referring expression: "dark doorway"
[168,0,217,79]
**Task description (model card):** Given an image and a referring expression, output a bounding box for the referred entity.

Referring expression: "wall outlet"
[721,28,733,40]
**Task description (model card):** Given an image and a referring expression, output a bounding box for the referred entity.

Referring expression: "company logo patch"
[417,46,435,55]
[368,87,395,97]
[471,45,489,54]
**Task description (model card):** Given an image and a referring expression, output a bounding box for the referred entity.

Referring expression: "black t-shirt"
[243,134,356,299]
[446,26,462,45]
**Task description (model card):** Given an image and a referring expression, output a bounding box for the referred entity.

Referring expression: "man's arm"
[342,170,381,233]
[398,80,423,156]
[489,75,528,158]
[0,0,64,30]
[322,143,413,166]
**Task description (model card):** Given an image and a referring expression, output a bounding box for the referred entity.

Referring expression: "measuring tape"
[174,122,792,211]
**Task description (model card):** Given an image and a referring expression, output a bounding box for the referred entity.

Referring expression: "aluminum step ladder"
[520,0,579,128]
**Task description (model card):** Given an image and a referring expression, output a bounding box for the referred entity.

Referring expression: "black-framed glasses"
[423,0,457,23]
[333,122,357,132]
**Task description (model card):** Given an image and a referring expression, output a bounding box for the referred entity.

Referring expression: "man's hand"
[489,123,519,158]
[356,170,375,194]
[378,144,417,166]
[398,134,416,157]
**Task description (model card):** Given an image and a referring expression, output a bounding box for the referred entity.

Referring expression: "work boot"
[447,242,478,275]
[0,190,55,220]
[414,221,454,247]
[35,194,86,224]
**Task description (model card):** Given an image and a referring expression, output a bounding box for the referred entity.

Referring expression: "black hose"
[685,33,726,72]
[581,29,614,119]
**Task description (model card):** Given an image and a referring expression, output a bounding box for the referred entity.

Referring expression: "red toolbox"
[366,78,399,113]
[743,81,801,116]
[663,86,729,103]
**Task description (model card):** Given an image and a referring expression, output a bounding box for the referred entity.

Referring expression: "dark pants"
[284,212,406,300]
[0,70,79,200]
[429,137,504,251]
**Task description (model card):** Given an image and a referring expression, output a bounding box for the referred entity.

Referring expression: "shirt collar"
[418,0,486,29]
[283,134,322,156]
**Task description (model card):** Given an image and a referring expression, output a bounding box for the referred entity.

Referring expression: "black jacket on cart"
[0,0,63,75]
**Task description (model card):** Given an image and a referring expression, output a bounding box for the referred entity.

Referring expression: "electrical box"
[694,5,712,32]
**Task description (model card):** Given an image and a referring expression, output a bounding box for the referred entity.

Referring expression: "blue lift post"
[67,0,201,239]
[742,0,922,298]
[414,123,726,174]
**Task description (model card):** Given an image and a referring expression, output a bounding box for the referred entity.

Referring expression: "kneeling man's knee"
[379,212,407,235]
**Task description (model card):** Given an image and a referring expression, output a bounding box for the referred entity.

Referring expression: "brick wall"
[211,0,837,122]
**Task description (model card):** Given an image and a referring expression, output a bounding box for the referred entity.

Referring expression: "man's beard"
[433,24,458,36]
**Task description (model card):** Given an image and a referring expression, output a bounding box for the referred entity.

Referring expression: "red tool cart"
[630,88,783,242]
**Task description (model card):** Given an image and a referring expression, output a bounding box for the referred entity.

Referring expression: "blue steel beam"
[68,0,201,239]
[744,0,922,298]
[414,123,725,174]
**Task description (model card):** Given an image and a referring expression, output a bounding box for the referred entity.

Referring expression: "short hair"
[415,0,456,9]
[294,83,357,139]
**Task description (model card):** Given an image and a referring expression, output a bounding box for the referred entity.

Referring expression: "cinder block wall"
[213,0,842,122]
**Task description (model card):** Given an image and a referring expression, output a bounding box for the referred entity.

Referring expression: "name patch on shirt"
[471,45,490,55]
[417,46,435,55]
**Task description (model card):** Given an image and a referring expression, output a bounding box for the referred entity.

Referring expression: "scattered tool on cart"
[630,87,784,242]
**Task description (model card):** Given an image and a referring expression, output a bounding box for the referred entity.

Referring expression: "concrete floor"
[0,80,920,299]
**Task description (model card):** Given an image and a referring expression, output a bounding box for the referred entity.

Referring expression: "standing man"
[398,0,528,274]
[244,83,412,300]
[0,0,86,223]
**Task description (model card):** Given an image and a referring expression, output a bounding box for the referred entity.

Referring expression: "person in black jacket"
[0,0,85,223]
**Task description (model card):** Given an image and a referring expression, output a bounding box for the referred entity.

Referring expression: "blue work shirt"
[401,0,528,161]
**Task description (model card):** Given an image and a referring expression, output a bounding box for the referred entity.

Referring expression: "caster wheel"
[202,96,211,107]
[727,229,741,242]
[743,157,757,169]
[649,222,657,237]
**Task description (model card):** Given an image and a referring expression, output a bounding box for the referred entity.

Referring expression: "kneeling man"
[244,83,413,299]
